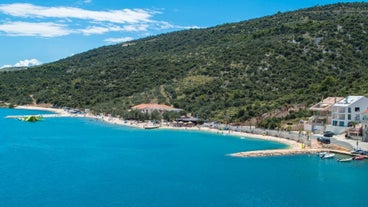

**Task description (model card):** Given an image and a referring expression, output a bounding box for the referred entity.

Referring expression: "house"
[361,109,368,141]
[309,97,344,129]
[131,103,182,114]
[330,96,368,128]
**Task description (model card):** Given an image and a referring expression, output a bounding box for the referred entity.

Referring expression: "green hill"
[1,2,368,123]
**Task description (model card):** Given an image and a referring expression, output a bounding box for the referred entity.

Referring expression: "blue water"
[1,108,368,207]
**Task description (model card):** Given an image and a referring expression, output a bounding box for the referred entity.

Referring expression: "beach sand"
[13,105,328,157]
[15,105,70,116]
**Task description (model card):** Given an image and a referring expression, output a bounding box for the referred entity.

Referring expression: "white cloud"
[0,21,71,37]
[0,3,156,24]
[0,3,193,38]
[80,26,110,35]
[79,24,126,35]
[1,59,42,69]
[0,64,12,69]
[15,59,42,67]
[104,37,134,44]
[123,24,149,32]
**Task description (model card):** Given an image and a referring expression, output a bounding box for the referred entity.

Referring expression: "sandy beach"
[15,105,70,116]
[12,105,338,157]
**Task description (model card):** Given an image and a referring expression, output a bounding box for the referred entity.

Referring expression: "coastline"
[11,105,338,157]
[15,105,70,116]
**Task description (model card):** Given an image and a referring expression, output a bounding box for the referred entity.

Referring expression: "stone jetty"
[228,148,352,158]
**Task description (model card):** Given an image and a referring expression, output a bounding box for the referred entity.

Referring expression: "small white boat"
[337,157,353,162]
[143,125,159,129]
[318,152,327,158]
[321,153,335,159]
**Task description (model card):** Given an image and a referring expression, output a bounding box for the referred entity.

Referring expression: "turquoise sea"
[1,108,368,207]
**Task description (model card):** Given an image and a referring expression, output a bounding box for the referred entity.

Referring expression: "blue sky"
[0,0,366,68]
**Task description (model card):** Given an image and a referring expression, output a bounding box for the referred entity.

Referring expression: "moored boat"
[18,115,43,122]
[337,157,353,162]
[144,125,159,129]
[321,153,335,159]
[318,152,327,158]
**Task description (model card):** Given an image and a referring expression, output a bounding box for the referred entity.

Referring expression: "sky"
[0,0,367,68]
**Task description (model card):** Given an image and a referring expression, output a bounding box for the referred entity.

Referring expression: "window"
[348,107,351,113]
[355,107,360,112]
[339,121,345,127]
[364,115,368,121]
[338,107,345,113]
[339,114,345,120]
[332,107,338,113]
[355,114,361,122]
[348,114,351,120]
[332,120,338,126]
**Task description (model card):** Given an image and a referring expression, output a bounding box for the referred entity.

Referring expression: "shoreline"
[12,105,338,156]
[15,105,70,116]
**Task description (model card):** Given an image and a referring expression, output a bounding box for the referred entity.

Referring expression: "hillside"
[1,2,368,123]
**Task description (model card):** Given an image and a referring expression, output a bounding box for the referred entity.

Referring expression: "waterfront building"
[328,96,368,134]
[308,97,343,132]
[331,96,368,126]
[362,109,368,141]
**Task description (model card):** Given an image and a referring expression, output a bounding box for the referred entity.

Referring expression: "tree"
[150,110,162,121]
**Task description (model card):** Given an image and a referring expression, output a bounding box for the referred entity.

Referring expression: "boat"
[353,155,365,160]
[318,152,327,158]
[18,115,43,122]
[321,153,335,159]
[337,157,353,162]
[143,125,159,129]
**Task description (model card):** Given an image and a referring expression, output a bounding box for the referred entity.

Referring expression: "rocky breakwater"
[228,143,351,158]
[228,148,323,157]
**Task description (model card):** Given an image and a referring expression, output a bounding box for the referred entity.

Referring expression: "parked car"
[323,131,334,137]
[362,151,368,155]
[351,149,368,155]
[317,136,331,144]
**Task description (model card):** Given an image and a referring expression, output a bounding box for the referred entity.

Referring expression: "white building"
[330,96,368,127]
[361,109,368,141]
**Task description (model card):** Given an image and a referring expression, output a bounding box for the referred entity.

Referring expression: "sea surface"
[0,108,368,207]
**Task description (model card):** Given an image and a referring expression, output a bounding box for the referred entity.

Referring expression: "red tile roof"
[309,97,344,111]
[132,104,175,111]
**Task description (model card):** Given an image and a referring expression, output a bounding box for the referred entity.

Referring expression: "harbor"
[2,106,368,207]
[6,106,368,160]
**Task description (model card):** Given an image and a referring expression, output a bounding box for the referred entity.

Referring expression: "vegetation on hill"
[1,3,368,125]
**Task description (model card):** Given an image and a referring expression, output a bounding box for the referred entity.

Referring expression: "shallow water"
[0,108,367,207]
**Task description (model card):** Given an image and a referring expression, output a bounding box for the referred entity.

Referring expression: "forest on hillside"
[1,3,368,126]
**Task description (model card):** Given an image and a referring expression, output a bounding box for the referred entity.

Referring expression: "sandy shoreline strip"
[13,105,316,156]
[15,105,70,116]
